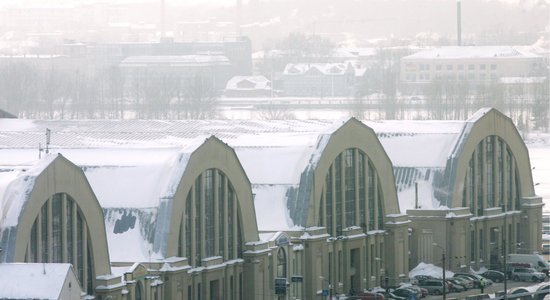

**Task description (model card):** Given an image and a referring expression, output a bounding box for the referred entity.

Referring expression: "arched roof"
[158,136,258,257]
[447,108,535,207]
[0,119,261,262]
[366,107,536,212]
[306,118,400,227]
[0,154,111,276]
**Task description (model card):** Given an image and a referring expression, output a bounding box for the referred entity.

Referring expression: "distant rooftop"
[403,46,540,60]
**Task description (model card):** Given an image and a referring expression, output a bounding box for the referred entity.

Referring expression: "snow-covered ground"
[525,133,550,213]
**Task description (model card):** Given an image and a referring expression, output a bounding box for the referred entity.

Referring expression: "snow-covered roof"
[120,55,230,67]
[0,118,347,247]
[225,75,271,91]
[0,154,59,228]
[0,263,76,299]
[283,62,355,76]
[499,76,547,84]
[365,119,465,212]
[403,46,541,60]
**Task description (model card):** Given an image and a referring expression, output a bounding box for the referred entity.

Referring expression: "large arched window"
[25,193,95,294]
[179,168,244,267]
[319,148,385,236]
[462,135,521,216]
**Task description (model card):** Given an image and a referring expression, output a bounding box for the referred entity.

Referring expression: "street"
[424,279,547,299]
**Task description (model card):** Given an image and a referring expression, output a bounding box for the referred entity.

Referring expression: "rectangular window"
[477,144,484,215]
[458,65,464,70]
[468,64,475,70]
[195,176,202,266]
[335,155,342,236]
[338,250,342,282]
[490,64,497,70]
[52,194,63,263]
[486,137,494,207]
[228,186,234,259]
[30,220,38,262]
[66,198,74,264]
[218,172,225,258]
[479,64,486,70]
[368,162,375,230]
[325,166,333,235]
[479,229,484,260]
[185,193,192,258]
[446,64,453,70]
[205,170,215,257]
[436,65,442,71]
[470,230,475,262]
[344,149,356,228]
[358,154,366,231]
[77,213,84,282]
[41,204,49,263]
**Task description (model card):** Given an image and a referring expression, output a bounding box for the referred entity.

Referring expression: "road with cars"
[424,279,547,299]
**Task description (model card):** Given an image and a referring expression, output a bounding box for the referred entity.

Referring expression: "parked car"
[418,279,450,295]
[480,270,505,283]
[411,275,437,284]
[508,254,550,275]
[446,278,467,292]
[453,273,492,288]
[511,267,546,282]
[389,287,421,299]
[449,276,473,289]
[356,291,385,299]
[397,284,426,298]
[505,262,532,279]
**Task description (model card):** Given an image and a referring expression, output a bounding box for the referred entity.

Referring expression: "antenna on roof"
[45,128,51,154]
[38,128,51,159]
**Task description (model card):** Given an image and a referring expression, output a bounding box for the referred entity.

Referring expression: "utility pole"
[433,243,446,300]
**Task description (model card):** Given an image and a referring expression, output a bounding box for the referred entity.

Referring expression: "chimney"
[457,0,462,46]
[236,0,243,35]
[160,0,166,39]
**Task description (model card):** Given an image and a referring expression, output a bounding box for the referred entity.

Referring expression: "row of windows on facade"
[470,223,520,264]
[319,149,385,237]
[179,168,244,267]
[463,135,522,216]
[406,72,498,82]
[25,194,95,294]
[417,64,498,71]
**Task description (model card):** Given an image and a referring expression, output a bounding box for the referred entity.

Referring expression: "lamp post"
[432,243,446,300]
[494,227,507,300]
[319,276,331,300]
[375,257,386,288]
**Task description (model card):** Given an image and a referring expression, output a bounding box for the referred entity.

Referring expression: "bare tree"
[179,75,218,119]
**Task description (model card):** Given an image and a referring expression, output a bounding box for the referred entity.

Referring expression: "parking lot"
[424,279,547,299]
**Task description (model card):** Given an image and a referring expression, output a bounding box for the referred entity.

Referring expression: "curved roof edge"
[446,107,536,207]
[154,135,258,259]
[0,154,111,276]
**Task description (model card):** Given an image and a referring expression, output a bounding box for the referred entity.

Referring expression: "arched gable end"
[307,118,400,228]
[162,136,259,258]
[449,108,535,208]
[13,154,111,276]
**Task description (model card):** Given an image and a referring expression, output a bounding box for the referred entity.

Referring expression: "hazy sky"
[0,0,541,7]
